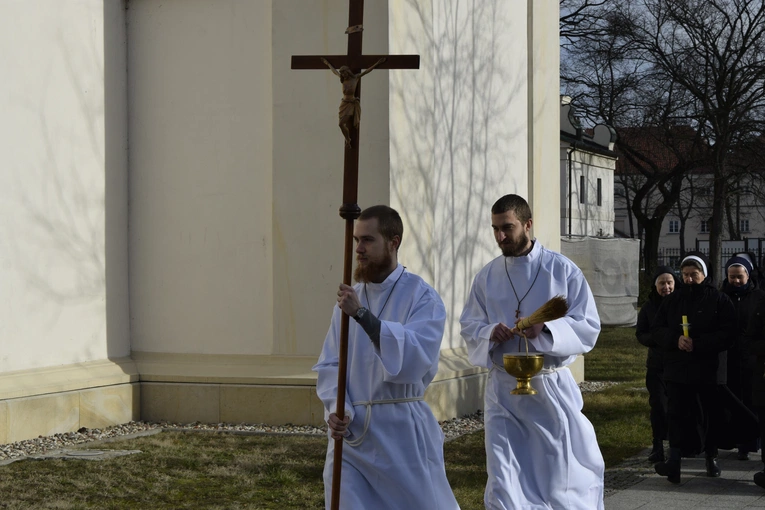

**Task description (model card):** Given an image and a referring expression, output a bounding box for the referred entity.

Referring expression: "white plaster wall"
[390,0,529,346]
[565,151,615,237]
[528,0,562,253]
[272,1,391,356]
[128,0,274,354]
[0,0,129,372]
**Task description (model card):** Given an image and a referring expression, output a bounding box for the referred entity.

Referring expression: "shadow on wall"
[1,4,129,371]
[13,46,107,346]
[103,1,129,360]
[391,0,526,342]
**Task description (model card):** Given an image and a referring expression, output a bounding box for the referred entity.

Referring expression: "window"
[741,219,750,233]
[700,220,709,233]
[579,176,585,204]
[597,178,602,206]
[668,219,679,234]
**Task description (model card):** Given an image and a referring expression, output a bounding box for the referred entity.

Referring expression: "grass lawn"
[583,326,652,467]
[0,327,650,509]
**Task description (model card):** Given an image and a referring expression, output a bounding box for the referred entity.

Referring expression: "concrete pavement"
[605,449,765,509]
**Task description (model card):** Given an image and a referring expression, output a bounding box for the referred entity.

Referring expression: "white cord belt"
[344,396,424,447]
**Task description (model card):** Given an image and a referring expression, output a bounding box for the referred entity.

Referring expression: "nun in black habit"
[651,252,757,483]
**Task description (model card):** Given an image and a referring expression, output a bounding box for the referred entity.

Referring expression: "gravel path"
[0,415,485,463]
[0,379,634,491]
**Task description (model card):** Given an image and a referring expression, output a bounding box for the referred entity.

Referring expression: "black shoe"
[754,470,765,489]
[655,460,681,484]
[738,450,750,461]
[648,448,665,463]
[705,457,721,477]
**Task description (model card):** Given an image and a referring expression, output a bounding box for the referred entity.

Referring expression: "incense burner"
[503,354,545,395]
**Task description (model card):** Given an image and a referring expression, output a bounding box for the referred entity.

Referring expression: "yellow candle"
[682,315,689,337]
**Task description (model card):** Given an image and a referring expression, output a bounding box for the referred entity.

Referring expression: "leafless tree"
[559,0,610,49]
[675,173,699,255]
[612,0,765,283]
[562,0,765,285]
[562,1,708,291]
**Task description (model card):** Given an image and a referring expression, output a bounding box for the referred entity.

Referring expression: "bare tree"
[618,134,698,288]
[615,172,642,238]
[560,0,610,49]
[675,173,698,255]
[618,0,765,283]
[562,0,709,292]
[562,0,765,286]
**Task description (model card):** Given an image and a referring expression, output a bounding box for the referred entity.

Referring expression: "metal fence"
[657,238,765,272]
[656,248,755,270]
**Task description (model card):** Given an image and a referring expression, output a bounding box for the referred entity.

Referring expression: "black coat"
[721,281,765,339]
[743,295,765,407]
[721,282,765,398]
[636,294,664,370]
[651,282,736,385]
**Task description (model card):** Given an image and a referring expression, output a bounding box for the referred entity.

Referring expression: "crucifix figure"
[321,56,386,147]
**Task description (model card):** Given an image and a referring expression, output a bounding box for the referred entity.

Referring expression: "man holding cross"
[313,205,460,510]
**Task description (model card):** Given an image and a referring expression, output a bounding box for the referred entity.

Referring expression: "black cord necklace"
[504,253,543,320]
[364,266,406,317]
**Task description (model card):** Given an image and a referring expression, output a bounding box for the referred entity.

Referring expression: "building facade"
[0,0,562,444]
[559,101,639,326]
[559,101,618,237]
[614,158,765,270]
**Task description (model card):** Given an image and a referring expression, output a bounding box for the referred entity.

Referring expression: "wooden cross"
[291,2,419,509]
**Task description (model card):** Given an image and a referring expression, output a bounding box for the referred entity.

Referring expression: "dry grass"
[583,325,652,466]
[0,327,649,508]
[0,433,327,509]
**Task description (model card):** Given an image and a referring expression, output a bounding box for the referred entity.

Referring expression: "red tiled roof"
[614,126,711,175]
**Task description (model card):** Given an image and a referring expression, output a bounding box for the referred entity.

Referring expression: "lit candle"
[682,315,689,337]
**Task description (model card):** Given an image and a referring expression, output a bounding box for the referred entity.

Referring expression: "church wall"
[389,0,531,352]
[0,0,130,372]
[127,0,275,356]
[271,0,391,357]
[128,1,397,426]
[387,0,574,417]
[0,0,571,441]
[0,0,137,444]
[128,0,498,426]
[528,0,562,251]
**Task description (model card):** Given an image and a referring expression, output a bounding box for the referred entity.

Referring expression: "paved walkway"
[605,449,765,509]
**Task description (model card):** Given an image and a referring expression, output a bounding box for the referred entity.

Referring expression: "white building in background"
[0,0,562,444]
[613,133,765,270]
[559,99,618,237]
[559,100,639,326]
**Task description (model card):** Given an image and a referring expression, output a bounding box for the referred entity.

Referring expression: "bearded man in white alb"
[460,194,604,509]
[314,205,460,510]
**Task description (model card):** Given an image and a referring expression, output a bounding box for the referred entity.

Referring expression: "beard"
[499,231,531,257]
[354,249,394,283]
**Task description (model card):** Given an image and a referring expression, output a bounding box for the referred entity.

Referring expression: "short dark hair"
[491,194,532,224]
[359,205,403,247]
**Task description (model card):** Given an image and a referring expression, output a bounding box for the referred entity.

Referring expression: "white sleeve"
[533,268,601,357]
[459,276,500,369]
[312,306,355,422]
[375,289,446,384]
